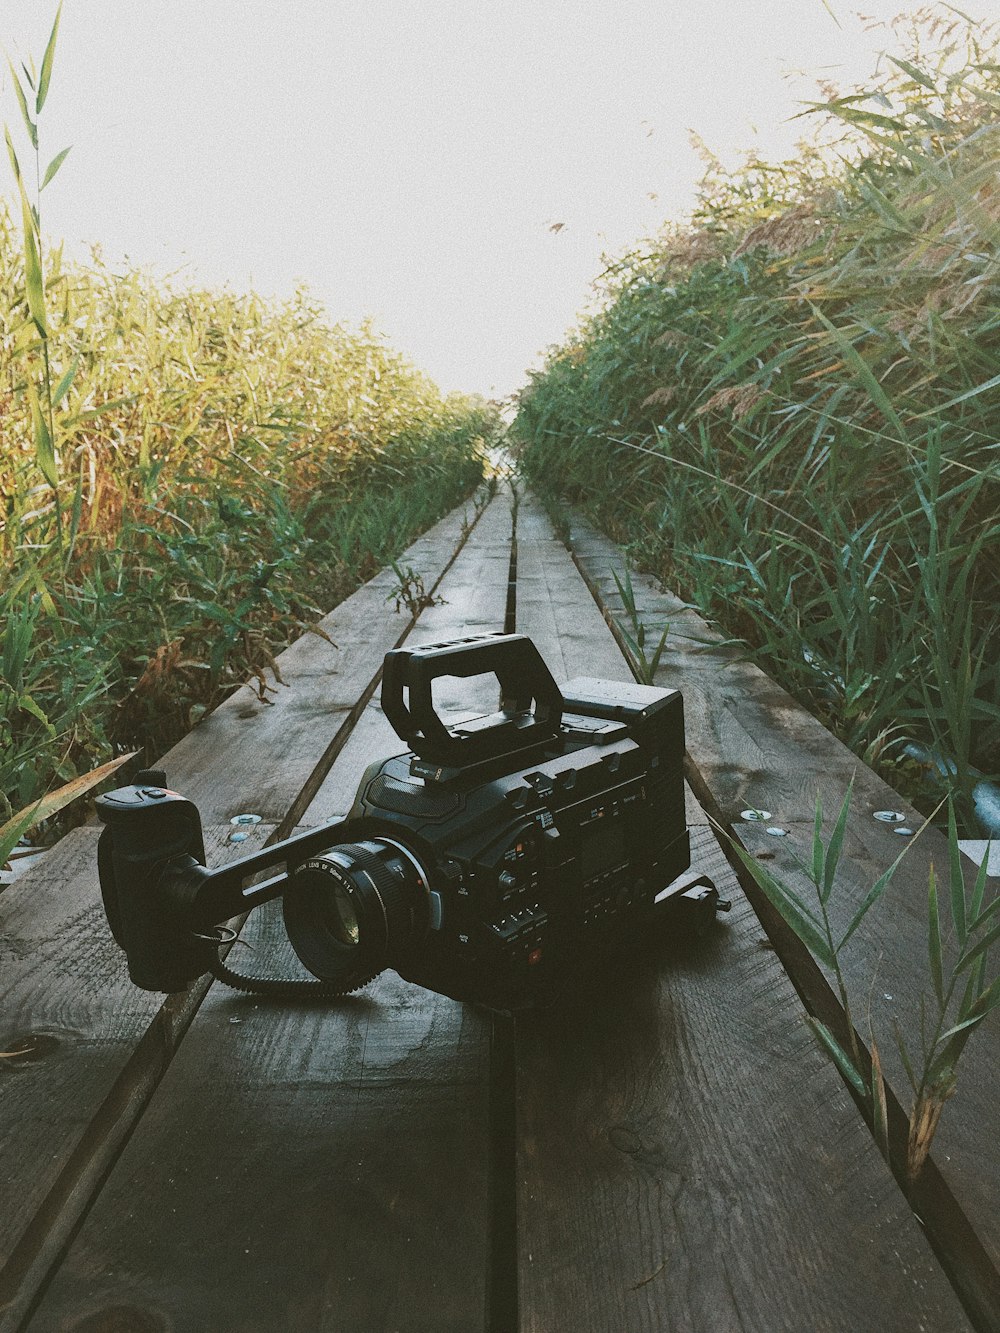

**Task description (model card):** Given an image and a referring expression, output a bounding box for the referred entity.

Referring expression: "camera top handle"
[381,633,563,768]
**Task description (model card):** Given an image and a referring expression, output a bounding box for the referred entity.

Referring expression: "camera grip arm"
[97,783,362,992]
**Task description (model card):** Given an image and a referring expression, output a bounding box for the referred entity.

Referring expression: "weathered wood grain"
[7,485,990,1332]
[26,493,517,1332]
[27,921,492,1333]
[1,497,485,1330]
[0,822,274,1333]
[514,492,704,826]
[562,507,928,823]
[516,831,973,1333]
[303,493,514,825]
[736,818,999,1206]
[513,497,972,1332]
[154,500,483,825]
[557,499,1000,1317]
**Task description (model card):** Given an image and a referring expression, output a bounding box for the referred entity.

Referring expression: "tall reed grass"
[515,9,1000,832]
[1,21,498,825]
[0,239,496,821]
[0,237,497,821]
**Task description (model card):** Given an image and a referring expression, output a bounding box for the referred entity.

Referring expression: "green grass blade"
[6,61,38,148]
[887,55,938,91]
[946,804,967,948]
[42,144,71,189]
[911,371,1000,419]
[0,751,135,865]
[810,306,907,442]
[729,840,836,967]
[35,2,63,115]
[52,355,80,408]
[969,848,991,924]
[4,124,23,185]
[20,193,47,334]
[27,382,57,488]
[937,1014,986,1044]
[892,1019,919,1095]
[838,859,900,950]
[0,805,43,870]
[928,867,944,1006]
[808,1018,866,1097]
[822,782,853,903]
[812,795,824,887]
[967,975,1000,1022]
[870,1037,889,1159]
[956,918,1000,974]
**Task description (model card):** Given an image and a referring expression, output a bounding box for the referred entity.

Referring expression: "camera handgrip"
[382,633,563,766]
[96,784,214,992]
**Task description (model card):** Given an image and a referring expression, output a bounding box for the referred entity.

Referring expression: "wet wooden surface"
[1,486,986,1331]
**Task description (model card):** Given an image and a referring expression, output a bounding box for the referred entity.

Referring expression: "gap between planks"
[511,490,973,1333]
[15,491,517,1333]
[0,492,500,1333]
[550,492,1000,1332]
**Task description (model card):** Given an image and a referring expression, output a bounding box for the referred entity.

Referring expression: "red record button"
[527,947,543,966]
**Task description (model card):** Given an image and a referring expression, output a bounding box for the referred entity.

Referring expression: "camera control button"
[428,891,444,930]
[102,790,143,805]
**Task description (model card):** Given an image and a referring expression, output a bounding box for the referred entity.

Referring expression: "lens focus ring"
[283,839,427,989]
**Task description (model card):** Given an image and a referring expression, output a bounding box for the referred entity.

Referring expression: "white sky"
[3,1,999,398]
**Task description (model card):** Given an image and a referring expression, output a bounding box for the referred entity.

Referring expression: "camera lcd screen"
[579,824,625,880]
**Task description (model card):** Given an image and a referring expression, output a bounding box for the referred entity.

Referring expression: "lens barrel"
[283,838,429,992]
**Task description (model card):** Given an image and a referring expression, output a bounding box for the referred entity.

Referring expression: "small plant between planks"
[726,784,1000,1184]
[611,564,670,686]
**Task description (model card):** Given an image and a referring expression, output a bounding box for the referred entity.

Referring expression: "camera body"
[321,675,688,1010]
[97,634,720,1011]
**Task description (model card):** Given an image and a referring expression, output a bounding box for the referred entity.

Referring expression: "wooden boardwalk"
[0,486,994,1332]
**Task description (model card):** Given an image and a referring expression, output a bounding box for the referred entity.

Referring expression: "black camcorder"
[96,633,725,1012]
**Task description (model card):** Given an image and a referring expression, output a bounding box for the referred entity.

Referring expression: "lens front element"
[283,839,428,992]
[329,882,360,946]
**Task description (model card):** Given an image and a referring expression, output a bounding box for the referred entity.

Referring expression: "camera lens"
[283,838,429,992]
[327,882,359,946]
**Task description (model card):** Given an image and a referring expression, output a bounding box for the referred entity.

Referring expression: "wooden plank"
[515,493,638,683]
[561,506,928,823]
[555,499,1000,1318]
[0,495,488,1329]
[25,919,492,1333]
[516,831,973,1333]
[513,496,973,1331]
[514,492,704,826]
[303,492,514,825]
[737,819,1000,1246]
[154,499,482,826]
[27,493,517,1332]
[0,822,275,1333]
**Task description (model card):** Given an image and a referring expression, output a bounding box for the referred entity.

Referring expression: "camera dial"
[283,839,430,991]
